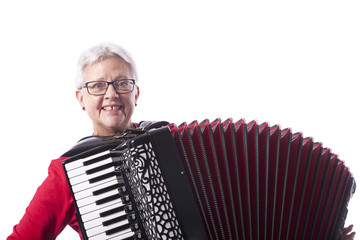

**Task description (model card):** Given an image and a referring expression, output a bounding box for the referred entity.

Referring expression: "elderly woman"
[8,42,140,239]
[8,42,355,239]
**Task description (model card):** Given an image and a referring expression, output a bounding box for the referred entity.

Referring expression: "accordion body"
[63,119,356,240]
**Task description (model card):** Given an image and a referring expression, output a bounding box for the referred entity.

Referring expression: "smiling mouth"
[102,106,123,110]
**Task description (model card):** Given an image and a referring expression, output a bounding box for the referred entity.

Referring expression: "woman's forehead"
[83,57,133,81]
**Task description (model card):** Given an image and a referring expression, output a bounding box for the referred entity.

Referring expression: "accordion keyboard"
[63,127,208,240]
[64,149,141,240]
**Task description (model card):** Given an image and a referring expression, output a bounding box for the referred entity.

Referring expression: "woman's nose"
[104,83,119,98]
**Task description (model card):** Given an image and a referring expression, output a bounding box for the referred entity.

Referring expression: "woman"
[8,42,355,239]
[8,42,140,239]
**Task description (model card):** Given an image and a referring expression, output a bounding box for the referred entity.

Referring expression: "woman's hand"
[341,225,355,240]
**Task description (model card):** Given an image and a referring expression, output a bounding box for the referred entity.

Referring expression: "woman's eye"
[90,82,106,89]
[117,81,128,87]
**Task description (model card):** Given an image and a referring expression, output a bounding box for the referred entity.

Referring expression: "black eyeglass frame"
[81,79,136,96]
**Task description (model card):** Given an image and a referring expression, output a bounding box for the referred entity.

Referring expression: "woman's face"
[76,57,139,136]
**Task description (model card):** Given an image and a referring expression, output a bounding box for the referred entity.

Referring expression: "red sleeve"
[7,157,81,240]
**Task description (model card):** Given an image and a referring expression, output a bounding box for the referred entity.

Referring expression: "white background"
[1,1,359,239]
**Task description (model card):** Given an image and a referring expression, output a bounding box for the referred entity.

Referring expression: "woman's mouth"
[102,106,123,110]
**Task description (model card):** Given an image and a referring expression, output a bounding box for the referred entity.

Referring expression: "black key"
[86,162,115,175]
[83,154,113,166]
[123,235,137,240]
[100,205,126,217]
[89,172,115,184]
[105,223,131,235]
[103,215,128,226]
[93,183,120,196]
[95,194,121,205]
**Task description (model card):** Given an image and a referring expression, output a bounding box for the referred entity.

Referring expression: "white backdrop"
[1,1,359,239]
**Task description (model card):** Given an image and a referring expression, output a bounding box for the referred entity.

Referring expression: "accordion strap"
[61,120,169,157]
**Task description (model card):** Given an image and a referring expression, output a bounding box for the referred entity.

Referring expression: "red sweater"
[7,157,81,239]
[7,123,163,239]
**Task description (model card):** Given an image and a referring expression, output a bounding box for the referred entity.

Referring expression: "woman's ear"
[76,90,85,110]
[135,86,140,104]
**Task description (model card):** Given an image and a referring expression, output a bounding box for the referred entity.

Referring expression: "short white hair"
[75,42,138,89]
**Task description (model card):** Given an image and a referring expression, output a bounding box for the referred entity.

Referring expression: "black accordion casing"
[63,119,356,240]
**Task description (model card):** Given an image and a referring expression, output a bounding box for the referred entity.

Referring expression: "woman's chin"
[102,115,127,127]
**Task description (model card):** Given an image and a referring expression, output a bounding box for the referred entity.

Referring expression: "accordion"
[62,119,356,240]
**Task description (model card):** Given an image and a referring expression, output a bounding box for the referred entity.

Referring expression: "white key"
[72,175,118,193]
[81,201,125,222]
[87,217,129,237]
[77,189,120,208]
[79,198,123,215]
[88,229,133,240]
[69,166,115,185]
[65,150,111,171]
[67,156,115,178]
[107,231,134,240]
[84,210,127,230]
[74,178,120,200]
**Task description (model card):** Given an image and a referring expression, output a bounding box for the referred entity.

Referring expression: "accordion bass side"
[63,118,356,240]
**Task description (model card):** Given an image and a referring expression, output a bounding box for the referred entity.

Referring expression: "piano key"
[69,167,115,185]
[77,189,120,208]
[74,179,120,200]
[89,229,133,240]
[78,197,124,215]
[65,150,111,171]
[93,182,124,196]
[99,204,126,218]
[110,233,137,240]
[67,156,114,178]
[103,213,128,226]
[86,218,129,237]
[72,175,118,193]
[95,193,122,205]
[84,209,127,230]
[81,201,125,222]
[106,222,131,235]
[89,171,118,184]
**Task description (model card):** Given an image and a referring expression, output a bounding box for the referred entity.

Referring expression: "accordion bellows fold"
[63,118,356,240]
[169,118,355,240]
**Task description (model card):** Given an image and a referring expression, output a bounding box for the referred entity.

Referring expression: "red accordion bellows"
[169,118,355,240]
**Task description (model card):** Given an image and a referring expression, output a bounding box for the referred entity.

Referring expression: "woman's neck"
[93,122,135,136]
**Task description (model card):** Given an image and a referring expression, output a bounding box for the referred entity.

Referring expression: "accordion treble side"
[63,118,356,240]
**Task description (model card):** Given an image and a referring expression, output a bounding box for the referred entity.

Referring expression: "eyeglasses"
[82,79,135,96]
